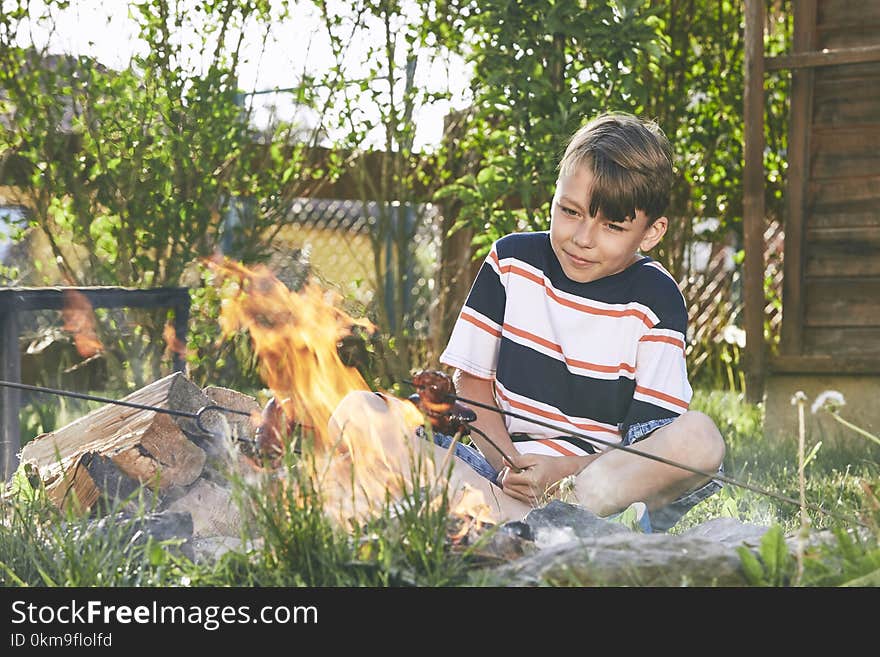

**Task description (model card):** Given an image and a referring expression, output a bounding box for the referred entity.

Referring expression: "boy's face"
[549,165,667,284]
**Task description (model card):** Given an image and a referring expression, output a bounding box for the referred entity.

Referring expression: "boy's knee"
[679,411,725,471]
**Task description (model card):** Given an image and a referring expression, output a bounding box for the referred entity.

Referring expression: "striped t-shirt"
[439,231,692,458]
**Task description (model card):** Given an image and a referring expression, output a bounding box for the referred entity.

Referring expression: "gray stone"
[482,532,749,587]
[191,536,256,564]
[466,523,539,563]
[67,509,195,560]
[100,509,193,545]
[521,500,634,547]
[680,517,771,549]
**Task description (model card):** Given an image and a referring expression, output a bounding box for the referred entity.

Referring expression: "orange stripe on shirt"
[535,439,577,456]
[497,261,653,327]
[502,322,636,374]
[634,384,689,410]
[639,334,686,353]
[461,311,502,337]
[495,387,619,435]
[499,263,544,286]
[503,323,562,355]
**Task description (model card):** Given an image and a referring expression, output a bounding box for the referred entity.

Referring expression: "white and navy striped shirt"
[440,231,691,458]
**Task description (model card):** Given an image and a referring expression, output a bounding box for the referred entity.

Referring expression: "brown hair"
[558,112,673,224]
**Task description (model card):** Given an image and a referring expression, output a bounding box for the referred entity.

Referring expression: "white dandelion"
[722,325,747,348]
[811,390,846,415]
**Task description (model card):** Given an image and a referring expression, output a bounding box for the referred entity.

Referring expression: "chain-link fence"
[268,196,442,340]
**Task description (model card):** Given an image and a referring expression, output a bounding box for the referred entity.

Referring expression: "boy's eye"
[561,206,579,216]
[606,222,625,232]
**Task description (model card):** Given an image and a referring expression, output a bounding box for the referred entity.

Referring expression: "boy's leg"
[573,411,725,518]
[328,391,532,523]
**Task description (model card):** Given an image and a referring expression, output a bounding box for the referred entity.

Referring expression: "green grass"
[0,482,191,587]
[2,388,878,587]
[678,390,879,535]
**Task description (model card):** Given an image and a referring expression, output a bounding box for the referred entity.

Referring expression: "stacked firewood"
[16,372,261,540]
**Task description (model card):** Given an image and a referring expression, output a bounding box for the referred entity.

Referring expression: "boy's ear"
[639,215,668,251]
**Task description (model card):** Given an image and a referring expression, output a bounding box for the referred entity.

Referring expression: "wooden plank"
[766,44,880,70]
[817,0,880,27]
[814,75,880,102]
[814,61,880,83]
[817,27,880,51]
[742,0,767,402]
[809,177,880,205]
[803,278,880,327]
[770,354,880,374]
[811,201,880,226]
[778,0,817,357]
[804,327,880,358]
[805,246,880,277]
[812,151,880,181]
[813,72,880,126]
[807,226,880,243]
[811,127,880,179]
[813,95,880,126]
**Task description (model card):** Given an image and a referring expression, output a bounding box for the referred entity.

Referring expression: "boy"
[331,112,724,532]
[433,112,725,532]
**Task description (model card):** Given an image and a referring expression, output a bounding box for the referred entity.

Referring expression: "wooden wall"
[774,0,880,373]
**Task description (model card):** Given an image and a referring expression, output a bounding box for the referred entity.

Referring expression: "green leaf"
[759,525,791,586]
[804,441,822,468]
[736,546,767,586]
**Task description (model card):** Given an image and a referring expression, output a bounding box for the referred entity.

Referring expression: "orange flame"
[162,321,188,361]
[61,290,103,358]
[448,485,494,542]
[207,256,495,529]
[208,257,375,443]
[207,258,419,520]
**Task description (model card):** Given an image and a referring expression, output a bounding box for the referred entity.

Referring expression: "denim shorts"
[416,417,723,533]
[415,426,500,483]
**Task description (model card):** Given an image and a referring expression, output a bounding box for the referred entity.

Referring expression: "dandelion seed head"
[811,390,846,415]
[722,325,747,348]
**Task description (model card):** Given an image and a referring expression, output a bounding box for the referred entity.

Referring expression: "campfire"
[14,258,498,541]
[211,256,502,532]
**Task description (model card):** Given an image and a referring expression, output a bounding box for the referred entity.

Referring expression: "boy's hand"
[498,453,586,504]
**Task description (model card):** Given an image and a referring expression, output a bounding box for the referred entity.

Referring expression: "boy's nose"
[572,220,596,248]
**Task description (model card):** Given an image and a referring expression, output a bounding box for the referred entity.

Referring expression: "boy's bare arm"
[452,369,519,473]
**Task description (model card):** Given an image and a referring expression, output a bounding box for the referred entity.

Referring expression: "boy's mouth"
[564,251,598,268]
